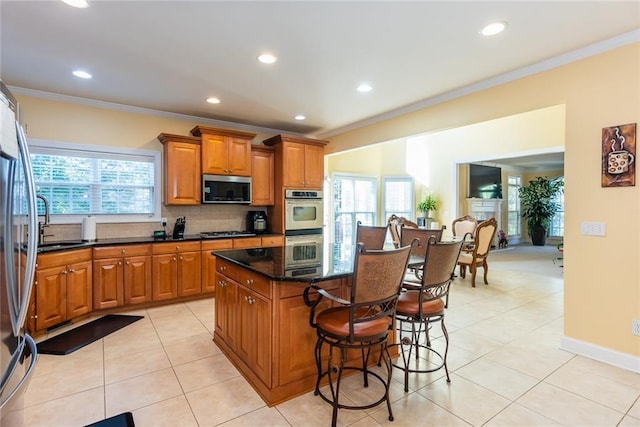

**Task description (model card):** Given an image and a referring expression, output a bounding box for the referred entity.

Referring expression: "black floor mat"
[37,314,144,355]
[85,412,135,427]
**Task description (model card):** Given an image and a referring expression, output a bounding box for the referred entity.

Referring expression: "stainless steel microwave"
[202,174,251,204]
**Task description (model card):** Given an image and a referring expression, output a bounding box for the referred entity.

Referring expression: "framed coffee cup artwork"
[602,122,636,187]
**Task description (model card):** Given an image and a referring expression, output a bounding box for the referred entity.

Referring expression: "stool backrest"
[355,221,389,250]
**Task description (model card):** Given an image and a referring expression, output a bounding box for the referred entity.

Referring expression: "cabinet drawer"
[233,237,262,249]
[93,244,151,259]
[237,269,271,299]
[216,258,238,281]
[152,241,201,254]
[261,235,284,247]
[36,248,92,268]
[201,239,233,251]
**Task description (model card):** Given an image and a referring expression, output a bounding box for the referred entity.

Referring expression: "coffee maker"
[246,210,268,234]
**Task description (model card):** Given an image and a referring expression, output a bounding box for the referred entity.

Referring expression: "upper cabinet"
[191,126,256,176]
[251,146,275,206]
[263,134,328,189]
[157,133,202,205]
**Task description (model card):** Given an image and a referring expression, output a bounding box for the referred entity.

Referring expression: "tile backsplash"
[43,204,269,241]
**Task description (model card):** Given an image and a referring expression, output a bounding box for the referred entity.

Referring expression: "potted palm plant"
[518,176,564,246]
[417,193,438,219]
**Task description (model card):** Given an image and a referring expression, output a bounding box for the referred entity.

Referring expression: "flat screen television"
[468,164,502,199]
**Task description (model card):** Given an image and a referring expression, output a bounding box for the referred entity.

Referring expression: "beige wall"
[327,43,640,363]
[16,94,279,238]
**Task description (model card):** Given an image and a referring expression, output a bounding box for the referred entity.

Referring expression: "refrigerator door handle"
[0,334,37,410]
[11,122,38,336]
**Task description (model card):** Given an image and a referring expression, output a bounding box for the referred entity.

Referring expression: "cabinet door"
[66,260,92,318]
[201,251,217,293]
[214,272,236,346]
[251,149,274,206]
[237,286,271,385]
[177,251,202,296]
[35,266,65,331]
[201,134,228,174]
[282,142,306,187]
[165,141,201,205]
[304,144,325,189]
[124,255,152,305]
[227,137,252,176]
[152,254,178,300]
[93,257,123,310]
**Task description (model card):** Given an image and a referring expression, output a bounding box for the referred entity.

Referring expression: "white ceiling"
[1,1,639,139]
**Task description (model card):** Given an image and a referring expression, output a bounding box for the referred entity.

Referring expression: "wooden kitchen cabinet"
[33,249,92,331]
[263,134,328,189]
[215,258,271,386]
[92,244,152,309]
[250,145,275,206]
[157,133,202,205]
[201,239,233,294]
[152,241,202,300]
[191,126,256,176]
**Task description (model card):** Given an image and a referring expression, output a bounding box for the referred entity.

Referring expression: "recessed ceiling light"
[72,70,92,79]
[480,21,507,37]
[258,53,277,64]
[206,97,221,104]
[357,83,372,93]
[294,114,306,121]
[61,0,89,8]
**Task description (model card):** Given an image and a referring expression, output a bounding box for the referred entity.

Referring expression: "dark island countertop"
[213,243,358,282]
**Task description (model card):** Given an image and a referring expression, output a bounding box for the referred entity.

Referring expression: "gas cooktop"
[200,231,256,239]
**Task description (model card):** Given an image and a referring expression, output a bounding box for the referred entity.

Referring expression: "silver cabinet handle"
[246,279,254,285]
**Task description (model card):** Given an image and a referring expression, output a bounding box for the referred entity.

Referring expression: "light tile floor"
[23,245,640,426]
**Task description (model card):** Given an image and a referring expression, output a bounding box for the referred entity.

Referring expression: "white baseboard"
[560,336,640,373]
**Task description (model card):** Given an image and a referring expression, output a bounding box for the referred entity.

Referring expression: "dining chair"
[391,237,464,391]
[387,214,419,248]
[457,217,498,287]
[452,215,477,250]
[400,226,445,280]
[355,220,389,250]
[303,243,413,427]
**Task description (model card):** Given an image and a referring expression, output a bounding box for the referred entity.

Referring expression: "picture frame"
[601,123,636,187]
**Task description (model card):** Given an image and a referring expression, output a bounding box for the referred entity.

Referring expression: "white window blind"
[332,174,377,245]
[29,141,159,218]
[506,175,521,236]
[383,176,414,220]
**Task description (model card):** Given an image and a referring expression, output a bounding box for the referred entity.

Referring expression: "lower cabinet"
[201,239,233,294]
[33,249,92,331]
[215,259,272,386]
[93,244,152,310]
[152,241,202,300]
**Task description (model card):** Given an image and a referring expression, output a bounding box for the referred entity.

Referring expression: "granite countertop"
[213,243,357,282]
[36,233,279,254]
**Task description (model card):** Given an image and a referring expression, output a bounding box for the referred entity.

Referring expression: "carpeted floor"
[489,243,564,278]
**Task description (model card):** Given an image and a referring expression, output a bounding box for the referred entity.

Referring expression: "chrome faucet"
[36,195,53,245]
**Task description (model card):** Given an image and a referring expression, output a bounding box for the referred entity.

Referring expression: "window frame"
[330,172,378,244]
[506,174,521,237]
[28,139,162,224]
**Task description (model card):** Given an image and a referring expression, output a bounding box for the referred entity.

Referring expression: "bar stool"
[303,243,412,427]
[391,238,464,392]
[355,220,390,249]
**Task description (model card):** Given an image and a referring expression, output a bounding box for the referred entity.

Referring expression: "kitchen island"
[213,244,364,406]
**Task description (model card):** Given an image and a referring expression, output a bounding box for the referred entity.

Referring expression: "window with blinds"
[29,140,159,219]
[332,174,377,245]
[383,176,414,221]
[506,175,521,236]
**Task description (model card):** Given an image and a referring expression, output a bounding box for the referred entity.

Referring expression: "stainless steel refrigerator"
[0,81,38,426]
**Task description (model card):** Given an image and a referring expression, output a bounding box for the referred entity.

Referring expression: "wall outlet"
[161,217,167,227]
[633,319,640,336]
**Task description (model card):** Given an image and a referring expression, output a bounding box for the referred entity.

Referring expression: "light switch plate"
[581,222,606,236]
